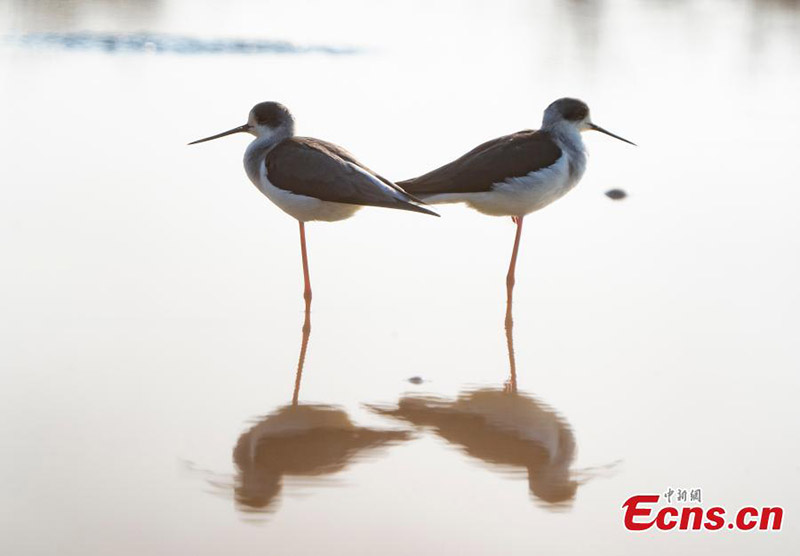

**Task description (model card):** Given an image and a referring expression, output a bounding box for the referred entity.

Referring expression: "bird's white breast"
[486,154,578,216]
[250,161,360,222]
[423,126,588,217]
[425,151,586,217]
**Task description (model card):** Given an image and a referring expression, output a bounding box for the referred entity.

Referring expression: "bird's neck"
[543,121,585,154]
[544,122,587,182]
[243,129,292,185]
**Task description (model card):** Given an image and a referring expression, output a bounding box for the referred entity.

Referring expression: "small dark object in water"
[605,189,627,200]
[408,376,423,385]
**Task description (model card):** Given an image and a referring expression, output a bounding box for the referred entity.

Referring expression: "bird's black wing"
[307,138,432,206]
[266,138,437,216]
[398,130,562,195]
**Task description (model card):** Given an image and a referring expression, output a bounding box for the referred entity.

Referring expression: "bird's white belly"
[426,154,583,217]
[255,168,361,222]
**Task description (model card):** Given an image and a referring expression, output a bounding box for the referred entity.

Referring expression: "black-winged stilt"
[398,97,634,318]
[190,101,438,310]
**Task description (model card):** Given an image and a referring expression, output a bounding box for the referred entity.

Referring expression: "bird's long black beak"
[188,124,251,145]
[588,123,636,146]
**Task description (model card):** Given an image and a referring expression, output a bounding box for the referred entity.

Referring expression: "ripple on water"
[9,32,362,55]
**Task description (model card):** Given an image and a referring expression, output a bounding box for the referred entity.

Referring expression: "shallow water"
[1,0,799,554]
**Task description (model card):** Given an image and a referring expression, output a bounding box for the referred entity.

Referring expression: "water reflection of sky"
[1,0,800,554]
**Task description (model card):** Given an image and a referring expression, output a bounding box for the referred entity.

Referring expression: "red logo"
[622,494,783,531]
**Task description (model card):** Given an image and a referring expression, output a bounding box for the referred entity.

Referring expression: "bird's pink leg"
[298,221,312,311]
[504,216,523,394]
[506,216,524,307]
[291,221,313,405]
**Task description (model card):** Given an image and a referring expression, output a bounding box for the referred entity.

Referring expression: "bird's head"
[189,101,295,145]
[542,98,635,146]
[247,101,295,139]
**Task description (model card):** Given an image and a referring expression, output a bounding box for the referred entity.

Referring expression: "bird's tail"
[396,199,439,217]
[390,182,439,216]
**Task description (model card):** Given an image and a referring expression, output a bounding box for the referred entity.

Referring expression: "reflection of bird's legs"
[504,311,518,394]
[504,216,523,394]
[291,302,312,406]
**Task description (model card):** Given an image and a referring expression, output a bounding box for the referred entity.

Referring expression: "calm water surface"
[1,0,799,554]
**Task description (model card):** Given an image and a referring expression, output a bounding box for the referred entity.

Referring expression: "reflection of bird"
[190,101,437,309]
[231,290,409,513]
[291,300,312,406]
[399,98,634,308]
[233,404,409,512]
[372,389,578,505]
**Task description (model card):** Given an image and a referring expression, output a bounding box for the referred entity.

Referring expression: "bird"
[189,101,438,309]
[398,97,634,314]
